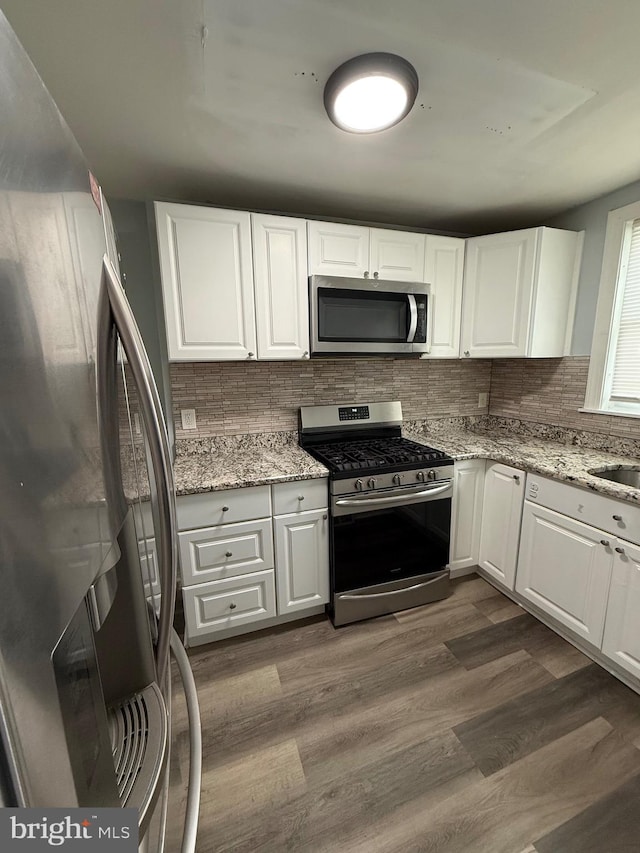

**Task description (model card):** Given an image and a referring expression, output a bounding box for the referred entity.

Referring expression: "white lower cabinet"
[449,459,485,574]
[183,570,277,640]
[602,540,640,679]
[274,510,329,614]
[515,502,613,647]
[180,479,329,645]
[478,462,524,590]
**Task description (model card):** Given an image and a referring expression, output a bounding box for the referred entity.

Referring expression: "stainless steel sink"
[589,466,640,487]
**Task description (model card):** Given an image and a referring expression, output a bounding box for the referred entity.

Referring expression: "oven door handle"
[335,481,452,508]
[407,293,418,342]
[339,573,448,600]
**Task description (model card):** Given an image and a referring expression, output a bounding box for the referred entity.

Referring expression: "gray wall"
[109,199,173,446]
[546,176,640,355]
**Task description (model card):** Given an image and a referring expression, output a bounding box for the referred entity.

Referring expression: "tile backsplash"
[170,358,492,438]
[489,357,640,440]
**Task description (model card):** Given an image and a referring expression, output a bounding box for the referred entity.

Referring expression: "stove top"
[305,436,452,476]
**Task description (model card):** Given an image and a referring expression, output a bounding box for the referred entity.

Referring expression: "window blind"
[607,218,640,409]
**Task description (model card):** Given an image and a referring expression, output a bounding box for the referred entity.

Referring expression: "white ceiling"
[3,0,640,232]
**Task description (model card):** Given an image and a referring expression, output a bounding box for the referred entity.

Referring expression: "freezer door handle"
[101,254,177,680]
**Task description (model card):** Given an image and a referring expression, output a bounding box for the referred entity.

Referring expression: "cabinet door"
[449,459,485,575]
[478,462,524,589]
[251,214,309,360]
[369,228,426,282]
[461,229,537,358]
[307,221,370,277]
[274,509,329,614]
[516,502,612,647]
[423,235,464,358]
[602,539,640,678]
[154,202,257,360]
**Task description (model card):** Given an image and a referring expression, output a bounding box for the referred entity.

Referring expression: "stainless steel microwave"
[310,275,431,355]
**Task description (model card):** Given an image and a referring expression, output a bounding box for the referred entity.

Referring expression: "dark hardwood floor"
[167,576,640,852]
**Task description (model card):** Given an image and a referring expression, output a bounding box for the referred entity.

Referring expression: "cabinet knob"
[298,495,305,501]
[247,352,255,358]
[600,539,610,547]
[364,270,369,278]
[615,546,625,554]
[302,351,309,358]
[222,505,229,512]
[323,513,328,520]
[513,475,520,484]
[613,514,622,521]
[225,551,233,557]
[229,602,237,610]
[464,350,470,357]
[373,271,379,279]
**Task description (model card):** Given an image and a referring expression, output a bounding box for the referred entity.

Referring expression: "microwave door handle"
[407,294,418,342]
[101,255,177,681]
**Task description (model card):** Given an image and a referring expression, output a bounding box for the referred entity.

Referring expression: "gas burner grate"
[308,437,450,473]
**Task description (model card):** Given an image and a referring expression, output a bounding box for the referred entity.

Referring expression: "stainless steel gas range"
[299,401,453,626]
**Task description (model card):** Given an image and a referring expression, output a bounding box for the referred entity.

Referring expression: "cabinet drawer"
[176,485,271,531]
[183,570,276,643]
[179,518,274,585]
[272,478,328,515]
[526,474,640,544]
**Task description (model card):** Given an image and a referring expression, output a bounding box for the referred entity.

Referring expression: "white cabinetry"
[155,203,256,361]
[515,474,640,676]
[307,220,426,282]
[155,204,309,361]
[461,227,580,358]
[449,459,485,576]
[516,503,612,646]
[602,540,640,680]
[478,462,525,590]
[179,479,329,646]
[424,235,465,359]
[251,213,309,359]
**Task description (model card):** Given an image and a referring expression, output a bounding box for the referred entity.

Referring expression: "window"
[584,200,640,417]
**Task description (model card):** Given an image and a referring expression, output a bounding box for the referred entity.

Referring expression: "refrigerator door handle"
[170,629,202,853]
[101,255,177,680]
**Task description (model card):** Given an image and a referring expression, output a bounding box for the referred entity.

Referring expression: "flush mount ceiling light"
[324,52,419,134]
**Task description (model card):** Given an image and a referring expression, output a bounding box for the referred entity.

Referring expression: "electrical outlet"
[478,392,488,408]
[181,408,197,430]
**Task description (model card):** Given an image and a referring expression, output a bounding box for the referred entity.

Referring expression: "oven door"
[310,275,430,354]
[331,481,452,626]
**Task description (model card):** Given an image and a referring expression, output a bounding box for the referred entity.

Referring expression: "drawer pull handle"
[229,602,237,610]
[600,539,610,547]
[615,547,625,554]
[298,495,305,501]
[225,551,233,557]
[222,505,229,512]
[613,514,622,521]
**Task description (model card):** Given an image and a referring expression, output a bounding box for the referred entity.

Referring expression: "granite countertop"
[404,420,640,505]
[172,419,640,505]
[173,434,328,496]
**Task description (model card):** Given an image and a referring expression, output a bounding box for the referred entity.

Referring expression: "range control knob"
[367,477,377,489]
[354,478,363,491]
[393,474,402,485]
[427,470,437,481]
[416,471,426,482]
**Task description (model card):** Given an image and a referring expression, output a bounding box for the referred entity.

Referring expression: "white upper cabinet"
[155,202,257,361]
[461,226,580,358]
[369,228,426,282]
[307,221,370,277]
[307,221,426,282]
[251,213,309,360]
[423,235,465,359]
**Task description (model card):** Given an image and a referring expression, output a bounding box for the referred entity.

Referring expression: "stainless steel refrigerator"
[0,11,201,851]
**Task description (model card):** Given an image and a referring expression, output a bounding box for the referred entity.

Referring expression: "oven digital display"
[338,406,370,421]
